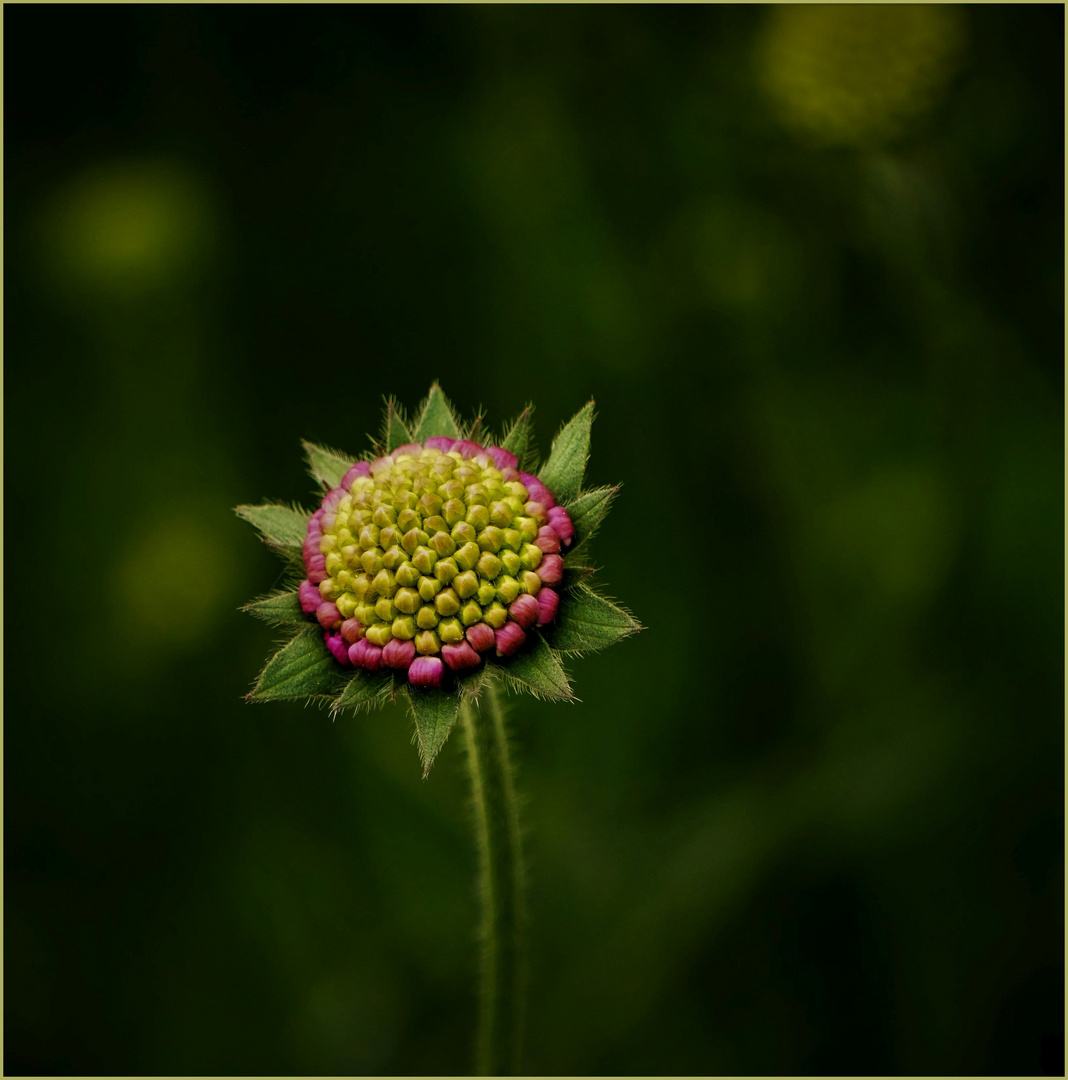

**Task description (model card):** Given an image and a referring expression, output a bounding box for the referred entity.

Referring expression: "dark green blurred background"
[5,5,1063,1075]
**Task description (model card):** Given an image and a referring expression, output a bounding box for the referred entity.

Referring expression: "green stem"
[461,678,526,1077]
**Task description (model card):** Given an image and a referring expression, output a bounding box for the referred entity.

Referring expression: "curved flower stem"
[461,678,526,1077]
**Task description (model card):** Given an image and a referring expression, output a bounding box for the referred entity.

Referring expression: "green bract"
[237,384,640,774]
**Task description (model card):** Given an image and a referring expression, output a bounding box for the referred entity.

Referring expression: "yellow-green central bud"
[318,444,548,656]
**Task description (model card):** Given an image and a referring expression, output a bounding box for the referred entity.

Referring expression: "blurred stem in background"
[461,679,526,1076]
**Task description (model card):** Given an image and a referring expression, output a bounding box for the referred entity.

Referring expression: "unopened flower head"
[301,439,572,689]
[237,384,640,775]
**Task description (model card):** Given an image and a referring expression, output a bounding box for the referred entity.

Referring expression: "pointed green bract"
[538,400,594,504]
[408,686,462,775]
[500,406,535,470]
[500,634,574,702]
[565,485,618,548]
[248,626,342,702]
[333,669,394,716]
[551,582,641,655]
[413,382,461,441]
[302,439,356,490]
[384,399,411,452]
[235,503,311,549]
[242,590,306,626]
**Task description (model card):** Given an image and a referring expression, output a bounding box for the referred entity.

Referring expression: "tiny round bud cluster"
[300,439,573,688]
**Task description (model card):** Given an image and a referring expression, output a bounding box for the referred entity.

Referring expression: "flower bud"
[391,615,416,641]
[364,624,393,647]
[499,550,522,577]
[477,581,498,606]
[341,618,363,644]
[374,597,397,623]
[454,542,481,571]
[416,605,440,630]
[442,640,481,672]
[325,632,351,665]
[519,570,542,594]
[372,568,397,597]
[454,569,479,599]
[434,557,459,584]
[394,587,419,615]
[434,588,461,617]
[438,617,464,644]
[299,580,323,614]
[478,525,506,553]
[465,504,491,531]
[520,473,555,510]
[509,593,538,629]
[483,601,509,629]
[519,543,544,571]
[349,637,383,671]
[548,506,575,547]
[461,600,483,626]
[443,499,467,526]
[466,622,496,652]
[382,638,416,669]
[415,629,441,655]
[537,553,564,585]
[495,576,521,605]
[395,561,420,588]
[536,587,559,625]
[417,575,443,602]
[534,525,561,554]
[316,601,342,629]
[430,531,456,557]
[393,443,423,458]
[495,621,527,656]
[476,552,502,581]
[452,439,483,459]
[487,446,518,470]
[423,436,455,452]
[409,655,444,688]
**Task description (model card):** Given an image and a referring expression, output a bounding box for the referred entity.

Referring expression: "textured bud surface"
[300,439,572,687]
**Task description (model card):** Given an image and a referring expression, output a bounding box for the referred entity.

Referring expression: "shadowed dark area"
[5,5,1063,1076]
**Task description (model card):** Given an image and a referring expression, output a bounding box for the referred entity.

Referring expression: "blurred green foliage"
[6,5,1062,1075]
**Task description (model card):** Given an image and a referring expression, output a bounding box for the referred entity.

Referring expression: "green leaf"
[500,633,574,701]
[500,405,535,469]
[538,400,594,503]
[383,398,412,452]
[247,626,342,702]
[552,582,641,655]
[406,687,462,776]
[302,439,357,490]
[235,503,310,549]
[332,669,393,717]
[565,485,618,547]
[242,590,306,626]
[412,382,461,442]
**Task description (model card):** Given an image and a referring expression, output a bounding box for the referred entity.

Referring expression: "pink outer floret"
[306,553,327,584]
[423,436,455,452]
[466,623,496,653]
[325,632,350,665]
[393,443,423,457]
[534,525,560,555]
[442,640,481,671]
[299,580,323,614]
[495,621,527,656]
[341,461,371,487]
[340,618,363,645]
[509,593,538,629]
[538,553,564,585]
[487,446,518,470]
[349,638,383,672]
[536,587,559,625]
[409,656,444,688]
[451,439,483,459]
[519,473,555,510]
[316,601,342,629]
[382,638,416,670]
[548,506,575,547]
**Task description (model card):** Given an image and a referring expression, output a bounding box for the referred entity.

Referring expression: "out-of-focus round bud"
[409,655,444,688]
[495,621,527,656]
[442,640,481,672]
